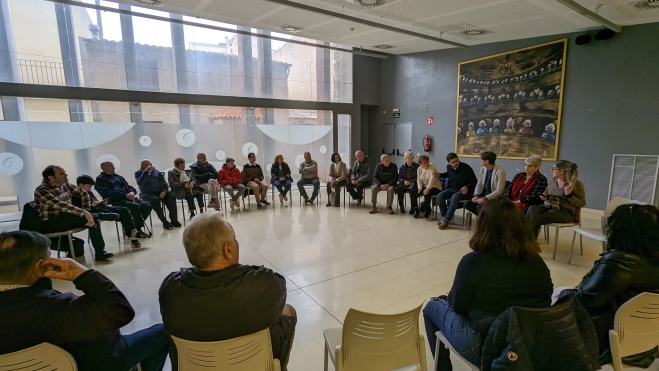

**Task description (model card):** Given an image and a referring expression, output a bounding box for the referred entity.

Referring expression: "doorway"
[383,123,412,166]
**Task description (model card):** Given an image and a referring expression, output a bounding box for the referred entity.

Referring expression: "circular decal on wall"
[266,164,272,173]
[215,151,226,161]
[0,152,24,175]
[96,154,121,171]
[176,129,196,147]
[242,142,258,158]
[295,154,305,168]
[139,136,152,147]
[320,145,327,154]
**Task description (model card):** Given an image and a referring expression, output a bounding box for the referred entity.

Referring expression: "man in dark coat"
[135,159,180,230]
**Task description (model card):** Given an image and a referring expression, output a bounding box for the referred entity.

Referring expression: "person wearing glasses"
[526,160,586,238]
[503,155,548,214]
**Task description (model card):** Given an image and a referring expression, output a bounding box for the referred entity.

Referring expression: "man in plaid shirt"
[35,165,114,261]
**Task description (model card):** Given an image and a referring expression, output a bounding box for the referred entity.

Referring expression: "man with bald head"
[159,212,297,368]
[345,150,374,206]
[135,160,180,230]
[95,161,151,238]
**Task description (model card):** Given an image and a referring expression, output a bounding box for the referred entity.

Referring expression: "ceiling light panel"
[161,0,202,10]
[447,0,552,29]
[258,7,335,29]
[477,15,578,41]
[367,0,493,24]
[386,37,454,54]
[343,29,413,44]
[203,0,281,21]
[308,0,373,12]
[302,18,378,39]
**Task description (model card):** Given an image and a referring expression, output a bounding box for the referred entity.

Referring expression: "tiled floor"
[0,193,614,370]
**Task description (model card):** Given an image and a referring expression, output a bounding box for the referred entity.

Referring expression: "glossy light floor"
[0,194,613,371]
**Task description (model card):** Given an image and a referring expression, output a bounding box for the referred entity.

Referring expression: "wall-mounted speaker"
[575,34,592,45]
[594,29,616,41]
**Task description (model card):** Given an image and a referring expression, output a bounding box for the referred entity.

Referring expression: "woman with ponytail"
[526,160,586,238]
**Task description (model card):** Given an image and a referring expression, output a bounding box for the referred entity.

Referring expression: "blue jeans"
[273,179,292,197]
[423,298,481,369]
[123,323,170,371]
[297,177,320,197]
[437,189,469,222]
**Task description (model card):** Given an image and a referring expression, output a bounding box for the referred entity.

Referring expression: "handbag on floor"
[329,191,337,206]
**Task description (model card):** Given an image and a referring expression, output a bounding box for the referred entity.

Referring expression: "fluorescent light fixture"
[555,0,622,33]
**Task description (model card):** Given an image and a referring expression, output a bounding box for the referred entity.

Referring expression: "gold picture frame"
[455,39,568,160]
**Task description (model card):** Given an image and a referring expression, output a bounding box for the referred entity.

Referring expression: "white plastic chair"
[569,198,647,264]
[0,343,77,370]
[434,331,479,371]
[609,293,659,371]
[323,305,427,371]
[171,328,280,371]
[543,207,582,261]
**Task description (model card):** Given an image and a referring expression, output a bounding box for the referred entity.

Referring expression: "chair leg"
[324,339,329,371]
[115,221,120,243]
[580,235,583,255]
[552,227,559,260]
[602,241,606,254]
[181,200,186,227]
[568,231,577,264]
[56,235,62,258]
[68,233,76,259]
[433,336,441,371]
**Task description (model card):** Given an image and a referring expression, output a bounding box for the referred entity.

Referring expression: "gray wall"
[352,54,381,160]
[373,22,659,210]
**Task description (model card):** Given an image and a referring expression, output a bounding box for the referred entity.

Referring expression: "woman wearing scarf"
[326,153,348,207]
[168,157,204,220]
[504,155,548,214]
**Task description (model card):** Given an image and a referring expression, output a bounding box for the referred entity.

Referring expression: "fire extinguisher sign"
[427,117,434,125]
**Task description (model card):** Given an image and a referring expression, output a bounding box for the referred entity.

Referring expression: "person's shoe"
[257,204,263,209]
[326,202,332,207]
[283,195,289,202]
[425,210,432,219]
[369,205,377,214]
[207,199,216,209]
[171,220,182,228]
[190,211,196,220]
[303,195,309,204]
[97,212,120,221]
[233,200,239,209]
[400,207,406,214]
[409,208,415,215]
[413,208,420,218]
[279,194,284,205]
[95,251,114,261]
[308,195,317,204]
[163,221,173,230]
[130,239,141,248]
[387,207,394,214]
[135,230,151,239]
[438,219,449,230]
[261,199,270,205]
[356,198,362,206]
[334,202,340,207]
[230,201,235,210]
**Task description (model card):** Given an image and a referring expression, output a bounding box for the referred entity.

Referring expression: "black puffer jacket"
[481,294,599,371]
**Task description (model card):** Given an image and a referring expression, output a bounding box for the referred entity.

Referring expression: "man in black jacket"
[189,152,221,210]
[436,153,478,230]
[0,230,169,371]
[370,154,398,214]
[135,159,180,230]
[159,212,297,368]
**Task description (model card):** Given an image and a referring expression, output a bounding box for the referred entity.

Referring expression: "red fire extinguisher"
[423,135,432,152]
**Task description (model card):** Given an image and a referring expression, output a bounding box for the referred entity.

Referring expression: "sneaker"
[369,205,377,214]
[95,251,114,261]
[308,195,317,204]
[130,239,142,248]
[437,219,449,230]
[386,207,394,214]
[163,221,173,230]
[283,195,288,202]
[135,230,151,239]
[279,194,284,205]
[171,220,182,228]
[261,199,270,205]
[234,200,240,208]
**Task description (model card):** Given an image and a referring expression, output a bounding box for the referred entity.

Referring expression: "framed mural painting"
[455,39,567,160]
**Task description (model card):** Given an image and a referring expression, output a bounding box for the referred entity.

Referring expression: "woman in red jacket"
[218,158,246,211]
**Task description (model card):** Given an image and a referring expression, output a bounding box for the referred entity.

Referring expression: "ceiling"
[115,0,659,54]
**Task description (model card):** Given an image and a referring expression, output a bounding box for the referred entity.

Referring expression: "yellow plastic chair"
[609,293,659,371]
[0,343,77,370]
[323,304,427,371]
[171,328,280,371]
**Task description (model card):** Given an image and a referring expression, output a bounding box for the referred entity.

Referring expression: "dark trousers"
[114,199,152,230]
[346,181,370,200]
[397,186,419,209]
[423,297,482,369]
[526,205,573,237]
[182,192,204,212]
[42,213,105,254]
[142,192,178,223]
[273,179,292,197]
[122,323,170,371]
[437,189,469,221]
[94,204,137,233]
[297,177,320,197]
[464,200,483,216]
[326,180,347,201]
[420,187,441,213]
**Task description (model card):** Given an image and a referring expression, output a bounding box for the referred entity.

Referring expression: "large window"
[2,0,353,102]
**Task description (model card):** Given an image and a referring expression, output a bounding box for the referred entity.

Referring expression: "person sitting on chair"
[189,153,221,211]
[271,154,293,206]
[74,175,141,249]
[243,152,270,209]
[464,151,506,217]
[95,162,151,239]
[346,150,374,206]
[370,154,398,215]
[219,158,246,211]
[397,151,420,215]
[159,213,297,369]
[135,160,181,230]
[503,155,548,214]
[297,151,320,204]
[0,230,170,371]
[416,155,442,219]
[423,198,553,370]
[436,153,478,230]
[526,160,586,238]
[34,165,113,261]
[168,158,204,220]
[326,153,348,207]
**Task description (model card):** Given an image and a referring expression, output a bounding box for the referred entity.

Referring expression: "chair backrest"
[612,292,659,358]
[339,304,426,371]
[601,197,647,230]
[573,207,581,224]
[0,343,77,370]
[171,328,277,371]
[18,202,43,233]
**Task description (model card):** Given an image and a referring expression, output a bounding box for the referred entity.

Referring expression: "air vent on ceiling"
[133,0,163,6]
[461,28,493,36]
[352,0,387,7]
[630,0,659,11]
[372,44,396,49]
[277,24,305,33]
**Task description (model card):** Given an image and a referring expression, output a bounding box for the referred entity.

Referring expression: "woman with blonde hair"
[526,160,586,238]
[504,155,548,213]
[270,154,293,205]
